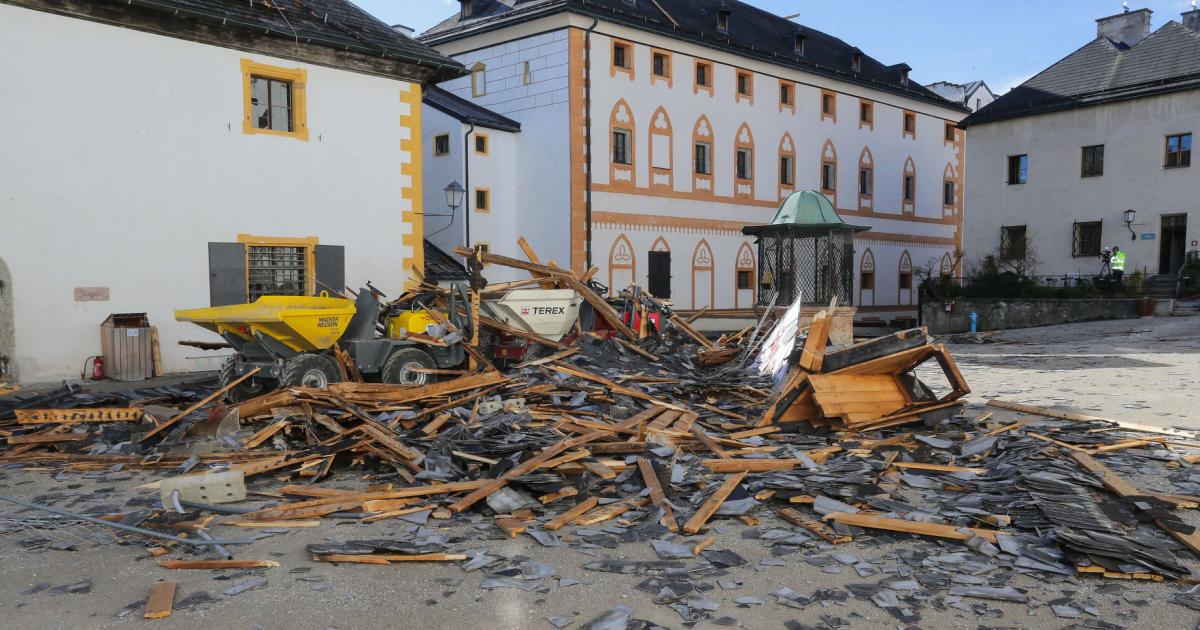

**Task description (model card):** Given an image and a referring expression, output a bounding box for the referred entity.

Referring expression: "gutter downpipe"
[464,122,475,256]
[584,16,599,270]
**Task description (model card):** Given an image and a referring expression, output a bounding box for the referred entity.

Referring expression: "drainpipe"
[463,122,475,255]
[584,17,599,270]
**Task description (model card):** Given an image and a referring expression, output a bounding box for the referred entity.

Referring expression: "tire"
[380,348,437,386]
[219,358,271,403]
[280,353,342,389]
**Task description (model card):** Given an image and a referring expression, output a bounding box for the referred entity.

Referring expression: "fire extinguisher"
[83,356,104,380]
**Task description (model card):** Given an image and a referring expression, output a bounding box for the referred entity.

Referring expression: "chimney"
[1096,7,1152,48]
[1183,5,1200,32]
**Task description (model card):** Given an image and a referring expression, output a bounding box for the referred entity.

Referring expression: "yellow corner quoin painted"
[237,234,319,296]
[399,83,425,288]
[241,59,309,141]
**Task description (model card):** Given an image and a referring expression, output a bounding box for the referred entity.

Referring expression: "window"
[943,180,955,206]
[821,91,836,119]
[736,148,753,180]
[780,82,793,106]
[1166,133,1192,168]
[241,59,307,140]
[471,62,486,97]
[718,11,729,32]
[1073,221,1102,257]
[780,156,794,185]
[859,168,873,196]
[851,52,862,73]
[903,175,915,202]
[903,111,916,136]
[652,52,669,78]
[944,122,956,142]
[737,71,752,98]
[899,271,912,290]
[694,143,711,175]
[474,188,490,212]
[794,34,806,56]
[613,129,631,165]
[1001,225,1027,260]
[613,42,631,70]
[1007,154,1028,184]
[695,61,712,89]
[860,271,875,291]
[860,101,873,126]
[821,162,836,191]
[474,134,489,155]
[737,270,753,290]
[247,244,308,301]
[1081,145,1104,177]
[434,134,451,157]
[522,61,532,85]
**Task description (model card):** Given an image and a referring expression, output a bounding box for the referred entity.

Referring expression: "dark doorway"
[1160,214,1187,275]
[648,251,671,299]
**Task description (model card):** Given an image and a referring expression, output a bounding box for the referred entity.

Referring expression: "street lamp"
[444,181,465,211]
[1123,208,1137,240]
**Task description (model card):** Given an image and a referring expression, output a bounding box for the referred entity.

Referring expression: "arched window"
[692,239,715,310]
[691,115,715,194]
[647,237,671,299]
[734,123,755,199]
[940,252,954,279]
[471,62,487,98]
[735,242,756,309]
[943,162,958,216]
[857,146,874,211]
[608,234,636,291]
[898,250,914,305]
[819,139,838,207]
[859,248,875,306]
[902,156,916,214]
[649,107,673,190]
[609,99,636,190]
[778,133,796,200]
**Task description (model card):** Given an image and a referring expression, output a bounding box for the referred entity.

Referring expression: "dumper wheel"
[220,358,270,403]
[380,348,436,386]
[280,354,342,389]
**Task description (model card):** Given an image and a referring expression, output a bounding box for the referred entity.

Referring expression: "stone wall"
[921,299,1141,334]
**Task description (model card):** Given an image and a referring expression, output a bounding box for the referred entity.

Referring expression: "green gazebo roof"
[743,190,871,235]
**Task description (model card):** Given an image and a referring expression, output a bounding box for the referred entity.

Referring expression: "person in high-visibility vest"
[1111,246,1126,283]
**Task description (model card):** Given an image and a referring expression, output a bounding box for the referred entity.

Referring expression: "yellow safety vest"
[1111,251,1126,271]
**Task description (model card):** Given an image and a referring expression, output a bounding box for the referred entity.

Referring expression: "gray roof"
[108,0,464,81]
[421,0,966,112]
[926,80,989,106]
[425,87,522,132]
[963,21,1200,126]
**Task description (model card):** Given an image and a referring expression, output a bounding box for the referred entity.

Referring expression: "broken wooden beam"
[682,471,747,534]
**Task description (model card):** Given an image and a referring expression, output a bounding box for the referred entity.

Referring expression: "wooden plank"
[143,581,176,620]
[987,399,1195,438]
[313,553,466,564]
[798,308,831,372]
[776,507,852,544]
[575,498,648,526]
[140,368,261,442]
[550,364,685,411]
[582,460,617,479]
[16,408,143,424]
[311,554,390,565]
[682,471,747,534]
[701,459,800,473]
[1027,432,1088,453]
[150,327,164,378]
[449,407,663,513]
[242,419,288,450]
[7,433,89,445]
[668,312,716,349]
[891,462,984,474]
[544,496,600,531]
[616,338,658,361]
[637,457,679,532]
[824,512,1007,544]
[697,403,747,421]
[157,560,279,570]
[689,425,731,459]
[478,314,569,351]
[224,520,322,528]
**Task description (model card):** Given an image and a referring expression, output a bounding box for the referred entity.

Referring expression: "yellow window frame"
[474,187,491,213]
[241,59,309,141]
[238,234,318,297]
[474,133,490,156]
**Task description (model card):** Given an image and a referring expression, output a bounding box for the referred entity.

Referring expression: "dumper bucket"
[175,296,356,353]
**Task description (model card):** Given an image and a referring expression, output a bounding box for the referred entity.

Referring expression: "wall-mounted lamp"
[444,180,465,211]
[1123,208,1137,240]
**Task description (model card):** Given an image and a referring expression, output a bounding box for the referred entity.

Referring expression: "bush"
[1181,259,1200,298]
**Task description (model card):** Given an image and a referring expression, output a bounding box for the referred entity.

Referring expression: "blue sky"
[362,0,1197,93]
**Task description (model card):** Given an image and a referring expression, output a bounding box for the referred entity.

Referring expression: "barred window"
[1073,221,1102,257]
[248,245,306,301]
[1081,145,1104,177]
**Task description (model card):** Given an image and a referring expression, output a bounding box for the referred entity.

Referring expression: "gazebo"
[742,190,870,308]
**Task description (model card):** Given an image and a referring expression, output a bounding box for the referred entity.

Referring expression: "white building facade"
[962,8,1199,283]
[0,0,463,382]
[421,0,968,321]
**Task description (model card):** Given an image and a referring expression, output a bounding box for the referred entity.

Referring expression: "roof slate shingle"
[963,21,1200,126]
[425,87,522,132]
[420,0,964,111]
